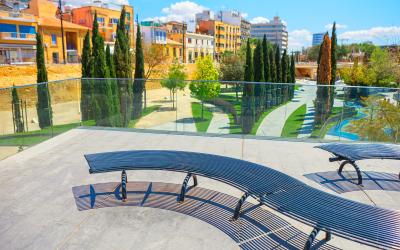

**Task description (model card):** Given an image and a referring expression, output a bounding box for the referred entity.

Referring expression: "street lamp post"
[57,0,66,64]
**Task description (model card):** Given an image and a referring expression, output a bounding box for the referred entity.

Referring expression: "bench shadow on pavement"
[72,181,338,250]
[304,171,400,194]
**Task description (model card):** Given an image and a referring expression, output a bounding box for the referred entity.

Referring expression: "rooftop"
[0,127,399,249]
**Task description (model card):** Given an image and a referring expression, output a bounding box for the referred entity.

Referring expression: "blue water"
[327,102,366,141]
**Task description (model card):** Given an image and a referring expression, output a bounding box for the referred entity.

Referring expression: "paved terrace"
[0,127,399,249]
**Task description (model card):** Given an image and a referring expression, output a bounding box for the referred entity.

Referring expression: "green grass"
[281,104,307,138]
[128,105,161,128]
[191,102,213,132]
[0,120,95,146]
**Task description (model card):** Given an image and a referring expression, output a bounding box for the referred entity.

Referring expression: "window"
[188,38,192,43]
[19,25,35,34]
[126,12,131,21]
[194,52,198,58]
[173,48,176,57]
[97,17,105,23]
[109,18,119,24]
[0,23,17,32]
[51,34,57,45]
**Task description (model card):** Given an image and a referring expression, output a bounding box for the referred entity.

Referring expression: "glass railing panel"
[1,79,398,149]
[0,84,53,151]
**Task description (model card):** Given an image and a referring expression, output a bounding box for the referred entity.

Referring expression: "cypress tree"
[275,45,282,104]
[275,46,281,83]
[35,32,52,129]
[81,30,93,121]
[330,22,337,85]
[269,48,277,106]
[106,44,121,126]
[12,86,24,133]
[114,7,132,126]
[133,23,145,119]
[281,49,288,83]
[241,39,255,134]
[281,49,288,102]
[330,22,337,111]
[106,44,116,78]
[290,54,296,99]
[263,35,271,109]
[315,33,332,125]
[262,35,270,81]
[92,11,113,126]
[253,40,265,117]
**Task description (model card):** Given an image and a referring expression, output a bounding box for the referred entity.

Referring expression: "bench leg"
[338,160,363,185]
[304,227,331,250]
[121,170,127,202]
[231,192,249,221]
[178,173,197,203]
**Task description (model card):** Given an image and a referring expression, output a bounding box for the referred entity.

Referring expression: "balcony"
[0,32,36,41]
[0,10,36,22]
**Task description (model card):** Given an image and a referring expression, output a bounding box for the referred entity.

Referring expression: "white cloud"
[144,1,206,23]
[339,26,400,44]
[250,16,269,24]
[325,23,347,30]
[288,29,312,51]
[241,12,248,19]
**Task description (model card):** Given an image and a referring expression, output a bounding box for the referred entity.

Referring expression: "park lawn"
[281,104,307,138]
[191,102,213,132]
[128,105,161,128]
[311,107,344,138]
[0,120,95,146]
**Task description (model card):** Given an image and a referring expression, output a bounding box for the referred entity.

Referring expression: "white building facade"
[250,16,288,51]
[185,32,214,63]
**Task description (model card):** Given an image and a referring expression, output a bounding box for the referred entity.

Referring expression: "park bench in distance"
[84,150,400,250]
[315,143,400,185]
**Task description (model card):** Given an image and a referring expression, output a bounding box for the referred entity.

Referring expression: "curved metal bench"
[316,143,400,185]
[84,150,400,250]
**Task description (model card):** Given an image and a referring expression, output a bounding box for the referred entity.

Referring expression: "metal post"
[24,100,28,132]
[304,227,320,250]
[58,0,66,64]
[178,173,197,203]
[121,170,127,201]
[338,160,363,185]
[232,192,249,220]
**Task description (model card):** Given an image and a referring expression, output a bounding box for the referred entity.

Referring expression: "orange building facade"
[198,20,240,59]
[70,5,134,50]
[22,0,88,64]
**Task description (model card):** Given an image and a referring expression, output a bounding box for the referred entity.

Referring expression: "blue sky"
[67,0,400,50]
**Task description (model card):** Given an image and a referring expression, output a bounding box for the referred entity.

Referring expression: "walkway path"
[135,88,197,133]
[204,104,230,134]
[256,83,316,137]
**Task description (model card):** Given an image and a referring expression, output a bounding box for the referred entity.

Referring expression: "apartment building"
[0,5,37,64]
[240,19,251,42]
[70,3,134,50]
[250,16,288,51]
[169,31,214,63]
[198,19,240,59]
[140,21,167,45]
[0,0,88,64]
[22,0,87,64]
[312,33,324,46]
